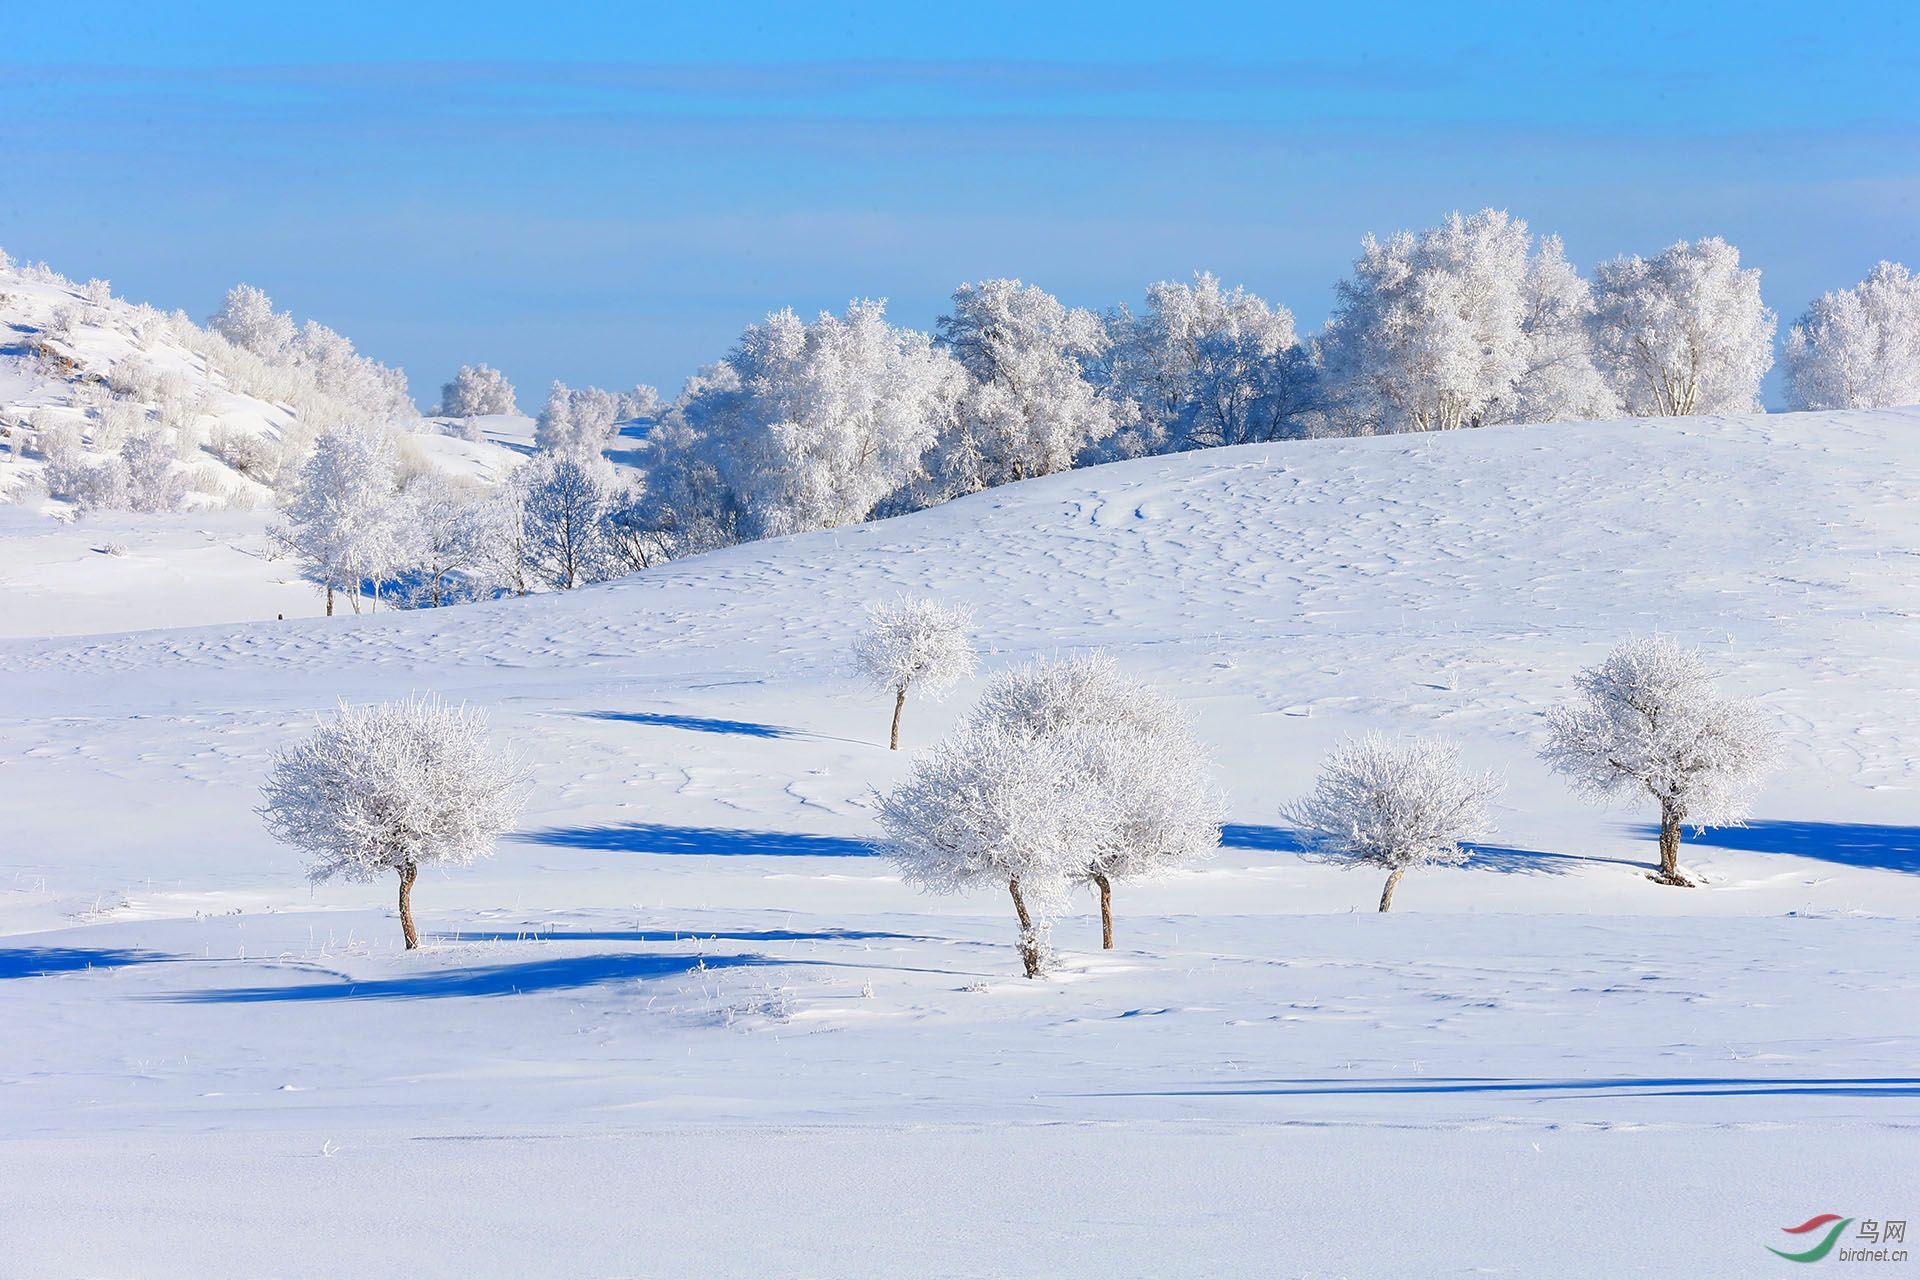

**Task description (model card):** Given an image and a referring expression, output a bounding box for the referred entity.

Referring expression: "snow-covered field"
[5,409,1919,1277]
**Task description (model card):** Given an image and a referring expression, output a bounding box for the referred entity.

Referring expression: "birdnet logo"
[1767,1214,1909,1264]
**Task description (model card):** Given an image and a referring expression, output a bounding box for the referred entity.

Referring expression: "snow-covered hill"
[4,409,1918,1277]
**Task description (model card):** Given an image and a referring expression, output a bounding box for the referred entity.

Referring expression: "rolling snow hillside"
[4,409,1919,1278]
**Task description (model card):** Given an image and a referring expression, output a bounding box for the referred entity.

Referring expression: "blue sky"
[4,2,1916,408]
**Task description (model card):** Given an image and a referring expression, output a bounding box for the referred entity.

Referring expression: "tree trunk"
[1379,865,1407,912]
[1008,878,1039,978]
[1654,804,1693,886]
[1093,871,1114,948]
[889,687,907,750]
[398,861,419,949]
[325,582,334,617]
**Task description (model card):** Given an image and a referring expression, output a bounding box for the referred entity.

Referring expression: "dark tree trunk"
[1093,871,1114,948]
[325,582,334,617]
[1653,804,1693,886]
[889,688,907,750]
[398,861,420,949]
[1008,878,1040,978]
[1379,865,1407,912]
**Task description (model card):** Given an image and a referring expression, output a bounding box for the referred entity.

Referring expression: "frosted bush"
[440,363,518,417]
[851,595,976,749]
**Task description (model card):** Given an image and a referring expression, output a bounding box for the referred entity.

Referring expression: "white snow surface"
[4,409,1919,1277]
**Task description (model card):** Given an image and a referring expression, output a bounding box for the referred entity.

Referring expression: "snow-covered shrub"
[121,430,185,513]
[439,363,518,418]
[92,396,147,454]
[271,429,401,615]
[1782,261,1920,411]
[1591,238,1775,417]
[1541,637,1778,887]
[43,448,129,513]
[1103,271,1312,452]
[534,382,620,455]
[876,717,1099,977]
[933,279,1118,490]
[973,653,1223,946]
[851,596,977,749]
[1316,209,1613,435]
[1285,733,1502,911]
[258,696,531,949]
[208,284,296,357]
[206,424,280,482]
[108,355,161,402]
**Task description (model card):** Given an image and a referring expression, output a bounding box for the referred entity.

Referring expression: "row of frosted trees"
[261,602,1775,975]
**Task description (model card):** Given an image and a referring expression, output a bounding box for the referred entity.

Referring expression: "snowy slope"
[4,409,1919,1277]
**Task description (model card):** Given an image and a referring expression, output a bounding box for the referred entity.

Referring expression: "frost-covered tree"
[1782,261,1920,411]
[643,301,964,545]
[1541,637,1778,887]
[934,279,1119,489]
[876,717,1098,977]
[1286,733,1502,911]
[208,284,295,357]
[273,429,401,615]
[617,384,661,421]
[120,429,184,513]
[1317,210,1608,434]
[535,382,621,455]
[518,450,620,589]
[972,653,1223,947]
[258,697,531,949]
[440,363,519,418]
[1591,238,1775,417]
[1105,272,1310,451]
[393,472,491,607]
[851,596,977,750]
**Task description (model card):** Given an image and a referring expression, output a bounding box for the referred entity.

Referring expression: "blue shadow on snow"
[0,947,172,978]
[427,927,912,944]
[1220,824,1624,875]
[581,711,795,739]
[521,822,876,858]
[1661,820,1920,874]
[1090,1075,1920,1100]
[165,951,769,1003]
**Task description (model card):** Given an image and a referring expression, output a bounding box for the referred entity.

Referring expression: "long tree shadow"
[520,823,877,858]
[1671,820,1920,873]
[165,951,771,1003]
[1220,824,1625,875]
[0,947,175,978]
[581,711,795,739]
[428,928,917,944]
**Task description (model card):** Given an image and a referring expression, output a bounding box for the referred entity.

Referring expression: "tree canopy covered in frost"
[851,596,977,750]
[1104,272,1312,451]
[535,381,621,455]
[878,652,1221,969]
[440,363,518,418]
[201,284,418,431]
[258,696,530,948]
[1285,733,1502,911]
[1782,261,1920,411]
[272,429,401,615]
[1541,637,1778,886]
[642,300,964,546]
[1591,238,1775,417]
[517,450,624,590]
[973,653,1222,947]
[1317,210,1610,434]
[933,279,1120,488]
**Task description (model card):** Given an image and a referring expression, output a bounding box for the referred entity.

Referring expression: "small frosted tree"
[876,719,1096,977]
[518,450,620,589]
[1286,733,1502,911]
[972,652,1222,947]
[272,429,401,615]
[440,363,518,418]
[852,596,977,749]
[1541,637,1778,887]
[259,697,531,949]
[208,283,295,357]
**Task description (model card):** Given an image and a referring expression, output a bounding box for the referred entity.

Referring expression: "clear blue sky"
[4,1,1916,408]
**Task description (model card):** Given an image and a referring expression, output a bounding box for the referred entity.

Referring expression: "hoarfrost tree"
[1591,238,1775,417]
[272,428,401,615]
[934,279,1120,490]
[973,653,1222,947]
[851,596,977,750]
[208,283,295,357]
[517,450,620,589]
[393,472,489,607]
[1106,272,1312,451]
[643,301,964,544]
[259,697,531,949]
[1782,262,1920,411]
[1317,209,1607,434]
[440,363,518,418]
[535,382,621,455]
[1541,637,1778,887]
[876,718,1098,977]
[1285,733,1502,911]
[120,430,185,513]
